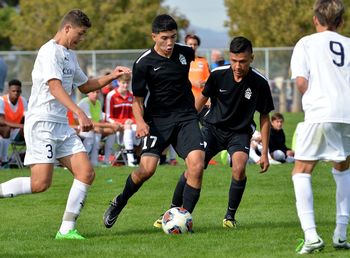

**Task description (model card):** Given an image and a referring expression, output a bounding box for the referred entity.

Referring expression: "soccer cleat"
[333,237,350,249]
[55,229,85,240]
[222,215,237,229]
[153,214,164,229]
[295,237,325,254]
[103,199,122,228]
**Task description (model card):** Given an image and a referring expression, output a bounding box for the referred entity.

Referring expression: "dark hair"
[271,112,284,121]
[60,9,91,29]
[8,79,22,87]
[185,34,201,46]
[152,14,177,33]
[230,36,253,54]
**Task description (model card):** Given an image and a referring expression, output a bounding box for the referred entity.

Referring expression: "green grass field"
[1,112,349,258]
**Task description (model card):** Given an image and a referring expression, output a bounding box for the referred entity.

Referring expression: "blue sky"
[163,0,229,32]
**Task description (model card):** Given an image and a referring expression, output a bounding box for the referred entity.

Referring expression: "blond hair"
[313,0,344,29]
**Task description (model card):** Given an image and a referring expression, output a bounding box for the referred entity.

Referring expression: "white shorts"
[24,120,86,165]
[294,122,350,162]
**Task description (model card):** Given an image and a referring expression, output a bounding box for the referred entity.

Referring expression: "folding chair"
[111,132,128,165]
[9,140,26,169]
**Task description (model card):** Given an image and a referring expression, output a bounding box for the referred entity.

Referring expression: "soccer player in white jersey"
[0,9,131,240]
[291,0,350,254]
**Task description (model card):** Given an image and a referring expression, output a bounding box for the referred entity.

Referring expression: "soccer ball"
[161,207,193,234]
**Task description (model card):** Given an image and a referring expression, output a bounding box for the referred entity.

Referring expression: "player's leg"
[176,119,205,214]
[103,155,158,228]
[0,121,57,197]
[293,160,324,253]
[55,151,94,240]
[223,151,249,228]
[332,157,350,249]
[292,123,327,253]
[0,163,54,197]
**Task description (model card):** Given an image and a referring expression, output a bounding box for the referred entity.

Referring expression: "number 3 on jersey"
[142,135,158,150]
[330,41,344,67]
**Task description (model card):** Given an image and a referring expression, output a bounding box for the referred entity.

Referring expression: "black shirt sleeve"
[131,58,148,98]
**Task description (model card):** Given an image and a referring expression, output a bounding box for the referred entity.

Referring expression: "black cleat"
[103,199,122,228]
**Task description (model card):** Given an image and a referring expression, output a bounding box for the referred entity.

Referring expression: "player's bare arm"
[195,93,209,112]
[295,76,308,95]
[79,66,131,94]
[48,79,93,132]
[133,96,149,138]
[259,113,271,173]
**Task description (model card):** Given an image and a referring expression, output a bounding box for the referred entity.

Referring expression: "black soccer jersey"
[202,65,274,132]
[132,43,196,122]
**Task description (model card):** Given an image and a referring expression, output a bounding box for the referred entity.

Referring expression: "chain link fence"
[0,47,301,112]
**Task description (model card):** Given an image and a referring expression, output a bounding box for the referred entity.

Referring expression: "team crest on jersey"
[128,96,133,102]
[179,54,187,65]
[245,88,252,99]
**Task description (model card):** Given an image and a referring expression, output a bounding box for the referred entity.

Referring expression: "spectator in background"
[269,112,294,163]
[101,71,118,111]
[77,90,122,166]
[210,49,229,70]
[104,73,139,167]
[185,34,210,99]
[0,57,7,93]
[0,79,27,168]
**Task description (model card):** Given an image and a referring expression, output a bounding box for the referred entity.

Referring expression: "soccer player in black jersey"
[103,14,205,229]
[155,36,275,229]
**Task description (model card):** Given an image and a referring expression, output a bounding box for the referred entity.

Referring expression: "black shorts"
[201,123,252,168]
[140,118,204,159]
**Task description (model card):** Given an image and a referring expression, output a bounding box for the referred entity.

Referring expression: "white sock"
[292,173,319,242]
[104,134,115,163]
[0,177,32,197]
[332,168,350,240]
[2,138,10,162]
[124,129,135,164]
[59,179,89,234]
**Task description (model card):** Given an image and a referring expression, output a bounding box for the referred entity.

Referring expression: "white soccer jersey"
[291,31,350,123]
[26,39,88,124]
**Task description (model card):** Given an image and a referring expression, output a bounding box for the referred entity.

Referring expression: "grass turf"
[1,112,349,257]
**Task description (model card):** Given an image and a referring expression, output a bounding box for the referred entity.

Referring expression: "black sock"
[183,183,201,214]
[226,177,247,219]
[170,172,187,208]
[115,174,142,208]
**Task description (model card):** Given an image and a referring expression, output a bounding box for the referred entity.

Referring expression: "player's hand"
[77,110,93,132]
[259,154,270,173]
[136,121,149,138]
[112,66,131,79]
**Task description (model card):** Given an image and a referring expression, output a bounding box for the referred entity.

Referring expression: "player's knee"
[82,169,95,185]
[134,166,155,182]
[31,179,51,193]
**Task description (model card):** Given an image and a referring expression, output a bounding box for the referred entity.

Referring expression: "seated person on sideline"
[105,73,139,167]
[0,79,27,168]
[269,112,294,163]
[77,90,122,166]
[249,130,282,165]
